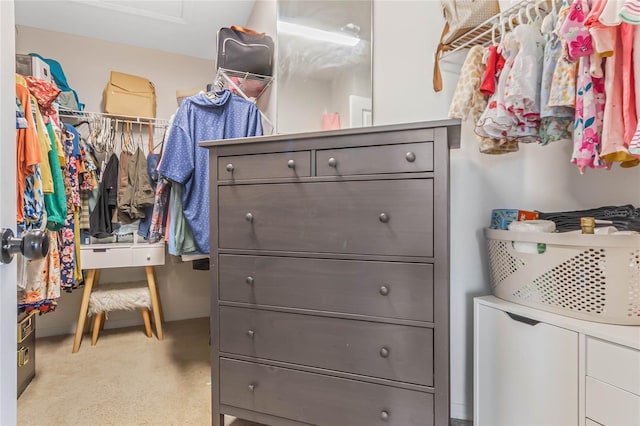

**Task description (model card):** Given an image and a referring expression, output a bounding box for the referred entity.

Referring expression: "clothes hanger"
[491,20,497,46]
[498,12,507,53]
[152,125,166,154]
[118,121,126,156]
[137,121,144,151]
[109,120,117,154]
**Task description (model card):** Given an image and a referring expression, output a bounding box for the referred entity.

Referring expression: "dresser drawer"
[218,151,311,181]
[586,376,640,426]
[220,358,434,426]
[218,180,434,257]
[316,143,433,176]
[587,337,640,396]
[219,306,433,386]
[132,245,165,267]
[219,255,434,322]
[80,246,132,269]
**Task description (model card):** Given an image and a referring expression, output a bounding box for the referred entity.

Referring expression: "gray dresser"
[203,120,460,426]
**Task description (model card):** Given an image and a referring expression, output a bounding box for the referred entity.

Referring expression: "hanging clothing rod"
[57,108,170,125]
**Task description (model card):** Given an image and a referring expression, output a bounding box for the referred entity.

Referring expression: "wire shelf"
[57,108,169,126]
[441,0,556,59]
[215,68,274,102]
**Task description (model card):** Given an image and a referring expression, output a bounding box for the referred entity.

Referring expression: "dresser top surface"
[476,296,640,350]
[200,120,461,149]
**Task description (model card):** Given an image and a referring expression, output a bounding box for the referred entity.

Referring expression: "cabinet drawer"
[131,245,165,267]
[220,358,434,426]
[316,143,433,176]
[219,255,434,322]
[80,246,132,269]
[219,306,433,386]
[586,377,640,426]
[218,180,434,257]
[587,337,640,396]
[218,151,311,181]
[17,314,35,398]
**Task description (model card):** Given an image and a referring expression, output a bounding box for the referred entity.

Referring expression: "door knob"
[1,228,49,265]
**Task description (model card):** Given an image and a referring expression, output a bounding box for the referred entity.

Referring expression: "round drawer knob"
[328,157,338,168]
[246,276,255,285]
[246,330,255,338]
[287,159,296,169]
[248,384,256,392]
[380,410,390,421]
[226,163,234,172]
[379,213,390,223]
[405,152,416,162]
[379,347,390,358]
[246,212,254,222]
[379,285,390,296]
[146,255,151,261]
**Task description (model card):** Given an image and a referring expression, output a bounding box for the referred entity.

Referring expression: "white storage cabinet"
[475,296,640,426]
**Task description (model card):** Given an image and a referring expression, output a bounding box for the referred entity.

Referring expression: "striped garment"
[620,0,640,23]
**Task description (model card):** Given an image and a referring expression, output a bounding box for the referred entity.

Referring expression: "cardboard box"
[103,71,156,118]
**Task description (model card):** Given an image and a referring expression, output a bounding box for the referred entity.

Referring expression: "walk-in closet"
[1,0,639,425]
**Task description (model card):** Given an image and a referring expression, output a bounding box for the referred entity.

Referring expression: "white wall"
[373,0,640,420]
[330,66,372,128]
[278,75,332,133]
[16,26,214,337]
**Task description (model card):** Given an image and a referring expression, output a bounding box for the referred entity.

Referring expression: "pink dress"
[593,24,640,167]
[561,0,608,172]
[571,54,607,173]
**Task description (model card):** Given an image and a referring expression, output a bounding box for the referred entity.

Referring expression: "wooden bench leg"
[91,312,104,346]
[72,269,100,353]
[145,266,163,340]
[84,315,92,334]
[141,308,152,338]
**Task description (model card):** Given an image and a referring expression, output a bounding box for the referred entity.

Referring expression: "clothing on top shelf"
[449,0,640,172]
[157,90,263,254]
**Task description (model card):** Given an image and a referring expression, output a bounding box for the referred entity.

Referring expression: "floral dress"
[540,9,575,144]
[476,32,519,140]
[571,55,607,173]
[60,126,81,290]
[504,24,545,143]
[549,2,579,109]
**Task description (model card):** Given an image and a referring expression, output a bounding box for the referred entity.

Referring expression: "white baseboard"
[451,402,472,421]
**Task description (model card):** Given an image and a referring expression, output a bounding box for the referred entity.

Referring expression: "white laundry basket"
[485,228,640,325]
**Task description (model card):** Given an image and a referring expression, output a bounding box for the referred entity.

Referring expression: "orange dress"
[15,75,43,223]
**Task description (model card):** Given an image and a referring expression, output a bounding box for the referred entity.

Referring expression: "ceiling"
[14,0,257,60]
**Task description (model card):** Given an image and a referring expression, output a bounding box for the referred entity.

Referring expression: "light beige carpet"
[17,317,260,426]
[19,317,472,426]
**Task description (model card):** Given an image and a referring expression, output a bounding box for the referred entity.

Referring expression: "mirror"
[276,0,372,133]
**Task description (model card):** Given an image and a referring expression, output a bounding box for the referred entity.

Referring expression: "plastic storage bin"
[485,228,640,325]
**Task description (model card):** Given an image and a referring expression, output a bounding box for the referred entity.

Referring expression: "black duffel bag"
[217,26,274,76]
